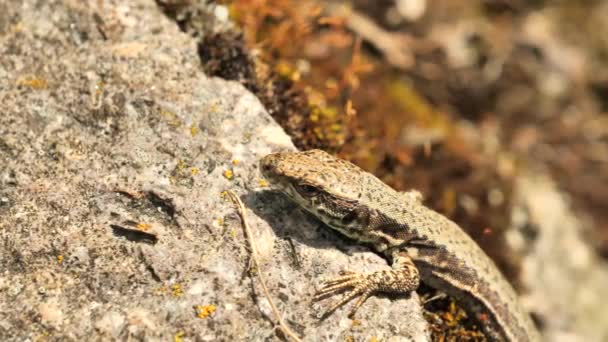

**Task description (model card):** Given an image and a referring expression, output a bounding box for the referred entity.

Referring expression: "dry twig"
[227,190,303,342]
[327,5,414,69]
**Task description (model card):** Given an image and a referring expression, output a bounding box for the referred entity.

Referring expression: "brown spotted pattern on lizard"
[260,149,540,342]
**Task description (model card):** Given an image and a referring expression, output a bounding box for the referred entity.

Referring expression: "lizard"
[259,149,540,341]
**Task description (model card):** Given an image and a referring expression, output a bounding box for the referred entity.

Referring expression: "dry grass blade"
[227,190,303,342]
[326,4,414,70]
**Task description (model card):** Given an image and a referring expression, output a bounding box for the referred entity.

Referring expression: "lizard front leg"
[314,252,420,318]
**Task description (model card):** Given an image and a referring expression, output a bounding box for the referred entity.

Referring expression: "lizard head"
[260,149,372,238]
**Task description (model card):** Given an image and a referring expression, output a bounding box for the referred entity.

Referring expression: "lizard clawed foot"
[314,272,375,319]
[313,262,420,319]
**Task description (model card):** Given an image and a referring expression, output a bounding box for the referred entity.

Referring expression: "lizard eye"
[297,184,319,197]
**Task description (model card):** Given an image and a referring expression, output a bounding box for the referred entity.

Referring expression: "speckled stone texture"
[0,1,428,341]
[2,1,608,341]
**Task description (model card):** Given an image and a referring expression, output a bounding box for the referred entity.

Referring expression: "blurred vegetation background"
[199,0,608,261]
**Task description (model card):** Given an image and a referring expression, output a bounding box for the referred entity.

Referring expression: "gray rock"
[0,0,428,341]
[511,176,608,342]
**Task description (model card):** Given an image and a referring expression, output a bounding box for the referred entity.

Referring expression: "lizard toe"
[320,273,362,287]
[315,278,361,299]
[320,285,366,319]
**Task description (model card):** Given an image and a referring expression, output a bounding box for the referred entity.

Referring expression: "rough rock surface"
[2,1,608,342]
[0,1,427,341]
